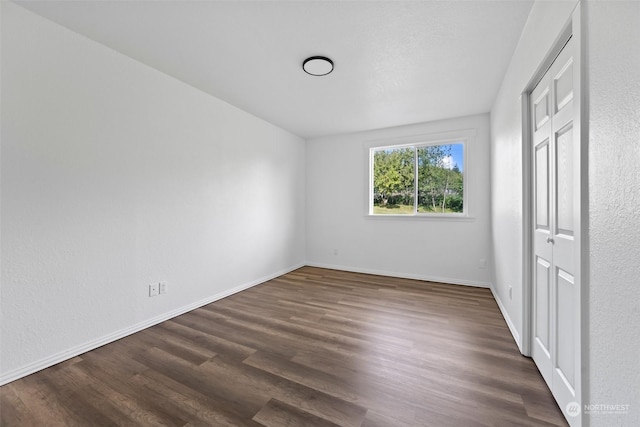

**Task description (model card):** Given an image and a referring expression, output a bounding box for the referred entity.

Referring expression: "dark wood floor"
[1,267,567,426]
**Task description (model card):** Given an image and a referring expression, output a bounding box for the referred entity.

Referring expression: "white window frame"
[365,130,474,219]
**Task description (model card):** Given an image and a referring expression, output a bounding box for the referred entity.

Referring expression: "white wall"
[306,114,493,287]
[0,2,305,384]
[586,1,640,425]
[490,0,577,348]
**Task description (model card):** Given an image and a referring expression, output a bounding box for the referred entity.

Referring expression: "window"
[370,139,465,216]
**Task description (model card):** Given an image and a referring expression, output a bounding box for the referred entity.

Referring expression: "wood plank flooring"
[0,267,567,426]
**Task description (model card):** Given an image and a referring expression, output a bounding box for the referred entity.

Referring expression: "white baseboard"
[0,263,305,386]
[490,286,522,353]
[305,262,492,288]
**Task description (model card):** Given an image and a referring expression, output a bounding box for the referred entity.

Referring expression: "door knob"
[547,237,555,244]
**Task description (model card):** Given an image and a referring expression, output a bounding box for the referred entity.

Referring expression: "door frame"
[520,3,588,425]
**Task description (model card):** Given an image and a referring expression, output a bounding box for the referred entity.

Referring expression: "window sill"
[365,214,476,221]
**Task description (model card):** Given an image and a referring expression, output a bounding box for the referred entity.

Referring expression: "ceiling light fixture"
[302,56,334,76]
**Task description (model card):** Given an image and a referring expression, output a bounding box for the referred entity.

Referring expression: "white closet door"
[531,36,581,426]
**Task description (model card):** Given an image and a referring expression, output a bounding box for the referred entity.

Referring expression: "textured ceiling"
[14,0,534,139]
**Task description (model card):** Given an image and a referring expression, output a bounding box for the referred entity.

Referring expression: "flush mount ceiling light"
[302,56,334,76]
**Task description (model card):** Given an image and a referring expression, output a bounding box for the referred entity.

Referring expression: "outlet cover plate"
[149,283,159,297]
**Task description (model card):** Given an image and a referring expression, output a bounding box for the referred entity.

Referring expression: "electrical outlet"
[509,285,513,299]
[159,281,167,294]
[479,258,487,269]
[149,283,159,297]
